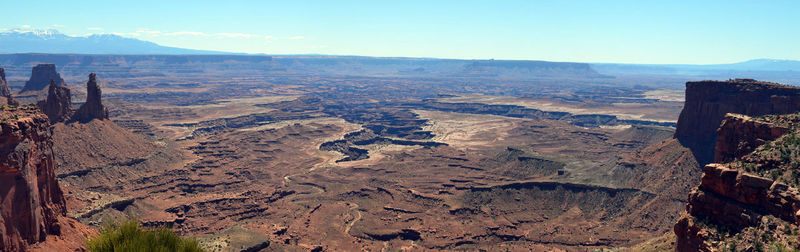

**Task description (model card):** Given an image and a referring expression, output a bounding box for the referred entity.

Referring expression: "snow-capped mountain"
[0,29,227,54]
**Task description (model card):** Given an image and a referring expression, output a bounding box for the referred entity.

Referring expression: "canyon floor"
[7,66,699,251]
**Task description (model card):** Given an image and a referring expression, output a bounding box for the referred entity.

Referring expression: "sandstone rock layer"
[0,106,66,251]
[675,164,800,251]
[714,113,789,163]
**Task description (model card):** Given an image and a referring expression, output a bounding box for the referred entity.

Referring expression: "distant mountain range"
[0,29,229,55]
[2,29,800,84]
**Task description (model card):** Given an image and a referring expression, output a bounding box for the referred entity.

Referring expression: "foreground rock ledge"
[0,105,95,251]
[674,164,800,251]
[0,106,66,250]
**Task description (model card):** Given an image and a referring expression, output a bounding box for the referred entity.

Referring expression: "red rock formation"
[674,79,800,164]
[0,106,66,251]
[675,164,800,251]
[714,114,789,163]
[21,64,65,93]
[36,81,73,124]
[0,67,18,105]
[673,216,711,252]
[72,73,108,122]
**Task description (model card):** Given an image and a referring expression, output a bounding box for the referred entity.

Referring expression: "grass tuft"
[87,218,203,252]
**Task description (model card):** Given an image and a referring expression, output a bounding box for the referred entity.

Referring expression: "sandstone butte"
[20,64,65,93]
[35,72,109,124]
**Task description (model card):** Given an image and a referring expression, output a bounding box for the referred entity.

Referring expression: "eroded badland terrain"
[5,54,800,251]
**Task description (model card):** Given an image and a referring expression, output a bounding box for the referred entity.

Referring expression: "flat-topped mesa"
[675,79,800,165]
[21,63,65,92]
[0,67,18,105]
[72,73,108,123]
[36,80,73,123]
[0,106,67,251]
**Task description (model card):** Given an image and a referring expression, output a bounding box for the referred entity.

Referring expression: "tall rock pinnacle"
[36,80,74,123]
[0,67,18,105]
[0,67,10,97]
[21,64,65,92]
[72,73,108,122]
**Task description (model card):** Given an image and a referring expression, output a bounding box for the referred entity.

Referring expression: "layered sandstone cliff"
[21,64,65,93]
[72,73,108,122]
[675,109,800,250]
[36,81,73,124]
[675,79,800,164]
[0,106,66,251]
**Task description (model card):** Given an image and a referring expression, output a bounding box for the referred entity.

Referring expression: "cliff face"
[675,110,800,251]
[72,73,108,122]
[0,106,66,251]
[35,81,73,124]
[21,64,65,93]
[675,79,800,164]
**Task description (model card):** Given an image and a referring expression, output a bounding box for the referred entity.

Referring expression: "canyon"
[1,54,800,251]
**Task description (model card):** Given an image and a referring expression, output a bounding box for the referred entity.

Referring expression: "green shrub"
[87,218,203,252]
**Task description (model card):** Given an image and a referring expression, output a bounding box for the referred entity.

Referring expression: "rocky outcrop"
[672,81,800,251]
[0,67,10,97]
[675,79,800,164]
[72,73,108,122]
[675,164,800,251]
[693,164,800,226]
[0,67,18,105]
[20,64,65,93]
[714,113,789,163]
[0,106,66,251]
[36,81,73,123]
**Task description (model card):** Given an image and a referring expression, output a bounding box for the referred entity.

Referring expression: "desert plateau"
[3,1,800,251]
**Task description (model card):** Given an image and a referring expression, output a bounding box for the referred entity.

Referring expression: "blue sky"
[1,0,797,64]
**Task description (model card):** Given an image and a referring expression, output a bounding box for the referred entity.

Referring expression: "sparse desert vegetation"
[86,218,202,252]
